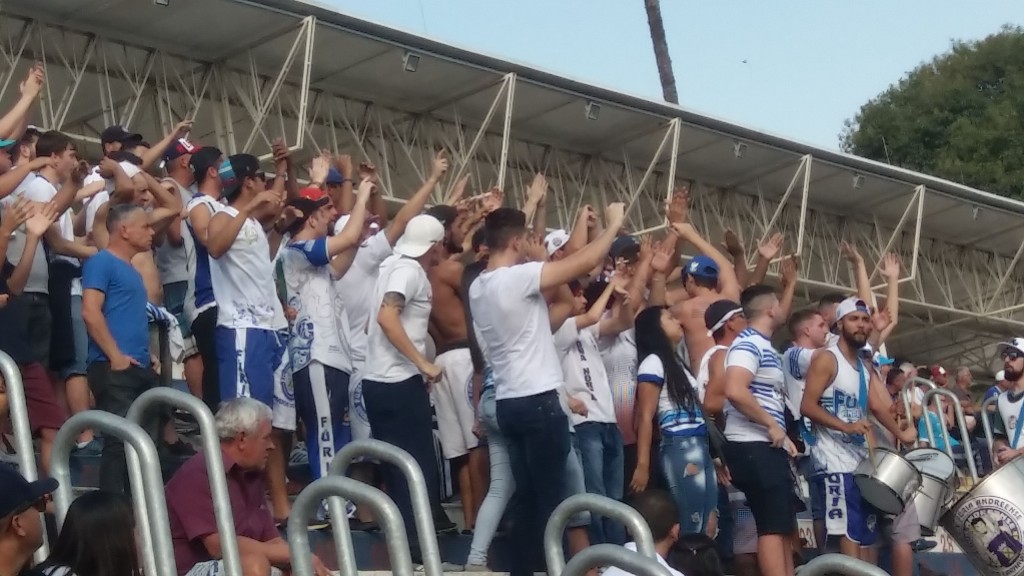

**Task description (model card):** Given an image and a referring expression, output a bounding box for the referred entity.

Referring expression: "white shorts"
[890,499,921,544]
[431,347,479,459]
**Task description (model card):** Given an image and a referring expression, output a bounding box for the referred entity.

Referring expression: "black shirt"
[0,259,33,364]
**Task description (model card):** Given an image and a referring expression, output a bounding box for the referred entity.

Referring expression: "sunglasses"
[1004,349,1024,361]
[18,494,51,514]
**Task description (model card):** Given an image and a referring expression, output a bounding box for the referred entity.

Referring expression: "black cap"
[163,139,201,163]
[704,299,743,336]
[189,147,223,183]
[609,235,640,262]
[219,154,262,200]
[108,150,143,166]
[0,463,57,518]
[426,204,458,231]
[100,125,143,145]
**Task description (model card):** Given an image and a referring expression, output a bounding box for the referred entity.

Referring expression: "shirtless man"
[669,221,741,371]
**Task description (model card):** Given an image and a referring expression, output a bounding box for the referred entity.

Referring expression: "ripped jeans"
[660,434,718,535]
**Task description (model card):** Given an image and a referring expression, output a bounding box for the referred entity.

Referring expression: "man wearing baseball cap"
[0,463,56,576]
[362,213,455,553]
[99,125,143,156]
[280,181,372,492]
[991,338,1024,467]
[671,222,742,372]
[544,229,570,260]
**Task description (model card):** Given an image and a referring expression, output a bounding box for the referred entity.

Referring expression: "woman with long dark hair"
[629,305,718,535]
[39,490,141,576]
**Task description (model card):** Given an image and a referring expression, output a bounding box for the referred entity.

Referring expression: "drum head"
[854,475,905,515]
[905,448,956,481]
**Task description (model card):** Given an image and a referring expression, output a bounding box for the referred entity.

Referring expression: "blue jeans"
[575,421,625,544]
[467,386,514,566]
[660,434,718,535]
[497,391,570,576]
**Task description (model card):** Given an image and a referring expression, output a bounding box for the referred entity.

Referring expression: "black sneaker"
[434,518,458,534]
[349,518,380,532]
[911,538,937,552]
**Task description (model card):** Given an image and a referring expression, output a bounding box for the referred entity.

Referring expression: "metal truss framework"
[1,11,1022,372]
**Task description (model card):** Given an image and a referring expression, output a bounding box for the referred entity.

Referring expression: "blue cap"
[0,462,57,518]
[684,254,719,280]
[326,168,344,185]
[0,139,16,151]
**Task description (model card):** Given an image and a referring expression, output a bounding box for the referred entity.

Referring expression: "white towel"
[147,303,184,363]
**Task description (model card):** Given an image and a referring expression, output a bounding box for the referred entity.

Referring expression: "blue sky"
[322,0,1021,151]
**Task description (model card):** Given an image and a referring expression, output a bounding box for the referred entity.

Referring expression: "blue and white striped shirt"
[723,327,787,442]
[637,354,705,437]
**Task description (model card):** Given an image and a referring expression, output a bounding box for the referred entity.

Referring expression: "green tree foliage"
[841,26,1024,199]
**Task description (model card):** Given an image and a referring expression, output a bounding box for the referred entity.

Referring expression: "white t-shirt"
[154,179,194,286]
[7,174,53,295]
[553,319,616,426]
[996,390,1024,449]
[600,326,638,444]
[469,261,563,400]
[602,542,683,576]
[281,237,349,373]
[637,353,705,437]
[810,347,870,474]
[83,161,142,235]
[723,327,786,443]
[209,205,286,331]
[363,255,432,383]
[336,232,393,372]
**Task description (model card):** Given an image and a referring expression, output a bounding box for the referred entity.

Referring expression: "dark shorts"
[24,294,52,369]
[20,362,67,433]
[724,441,798,536]
[163,281,192,339]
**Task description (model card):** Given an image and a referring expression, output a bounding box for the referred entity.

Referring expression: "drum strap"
[1011,396,1024,448]
[835,357,869,444]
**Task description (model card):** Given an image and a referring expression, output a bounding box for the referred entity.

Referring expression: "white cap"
[834,297,870,325]
[997,370,1006,381]
[544,229,570,256]
[332,214,380,237]
[394,214,444,258]
[997,337,1024,359]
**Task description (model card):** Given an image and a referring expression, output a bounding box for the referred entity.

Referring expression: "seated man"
[0,462,57,576]
[165,397,329,576]
[604,489,684,576]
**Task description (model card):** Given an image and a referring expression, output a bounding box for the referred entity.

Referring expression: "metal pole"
[125,388,241,576]
[329,439,441,576]
[901,377,936,434]
[289,476,414,576]
[797,552,891,576]
[543,493,657,576]
[981,395,997,461]
[922,388,979,482]
[50,411,176,576]
[0,351,49,562]
[560,544,671,576]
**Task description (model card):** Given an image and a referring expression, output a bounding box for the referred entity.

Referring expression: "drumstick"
[865,424,877,467]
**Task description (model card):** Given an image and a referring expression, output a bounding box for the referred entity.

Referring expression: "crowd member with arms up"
[469,201,626,576]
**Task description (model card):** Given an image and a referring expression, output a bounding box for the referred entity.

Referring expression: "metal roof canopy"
[4,0,1024,371]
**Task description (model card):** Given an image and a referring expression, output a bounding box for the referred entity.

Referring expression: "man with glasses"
[0,462,56,576]
[992,339,1024,468]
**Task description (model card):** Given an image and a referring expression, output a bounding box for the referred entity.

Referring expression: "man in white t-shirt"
[468,202,625,576]
[206,153,294,522]
[993,338,1024,467]
[722,283,795,576]
[362,214,450,554]
[281,183,370,485]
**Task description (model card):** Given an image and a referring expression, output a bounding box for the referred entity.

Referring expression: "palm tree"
[643,0,678,104]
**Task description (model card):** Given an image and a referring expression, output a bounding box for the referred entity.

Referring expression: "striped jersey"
[636,353,705,437]
[723,327,786,442]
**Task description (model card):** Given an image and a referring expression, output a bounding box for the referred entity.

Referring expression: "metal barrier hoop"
[544,493,657,576]
[125,387,241,576]
[560,544,671,576]
[289,475,414,576]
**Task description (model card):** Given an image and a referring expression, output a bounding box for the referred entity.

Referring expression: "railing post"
[922,388,979,482]
[289,475,414,576]
[560,544,671,576]
[901,377,936,427]
[544,494,657,576]
[797,552,891,576]
[329,439,441,576]
[125,388,241,576]
[0,351,49,562]
[50,411,176,576]
[981,395,997,460]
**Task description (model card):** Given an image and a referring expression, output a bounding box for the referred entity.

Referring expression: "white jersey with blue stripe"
[281,237,350,374]
[723,327,786,443]
[637,353,705,437]
[811,346,869,474]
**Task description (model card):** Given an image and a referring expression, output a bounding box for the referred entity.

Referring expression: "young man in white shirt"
[603,489,684,576]
[362,213,450,556]
[468,202,625,576]
[281,182,371,485]
[206,153,294,522]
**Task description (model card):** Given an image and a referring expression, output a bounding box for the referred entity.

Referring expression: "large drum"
[905,448,958,536]
[942,455,1024,576]
[853,447,922,515]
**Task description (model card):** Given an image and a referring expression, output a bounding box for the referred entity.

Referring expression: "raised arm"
[779,255,799,321]
[0,65,43,140]
[747,233,783,286]
[139,120,192,172]
[841,241,873,305]
[721,229,749,287]
[875,253,901,345]
[384,150,449,246]
[207,192,279,258]
[671,222,741,301]
[540,203,624,291]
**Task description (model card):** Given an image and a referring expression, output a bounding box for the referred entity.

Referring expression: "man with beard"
[800,297,915,560]
[992,339,1024,467]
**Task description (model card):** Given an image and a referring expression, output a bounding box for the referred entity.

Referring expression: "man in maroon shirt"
[165,397,329,576]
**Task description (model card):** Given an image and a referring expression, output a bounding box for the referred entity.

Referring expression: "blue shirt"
[82,250,151,367]
[918,411,960,451]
